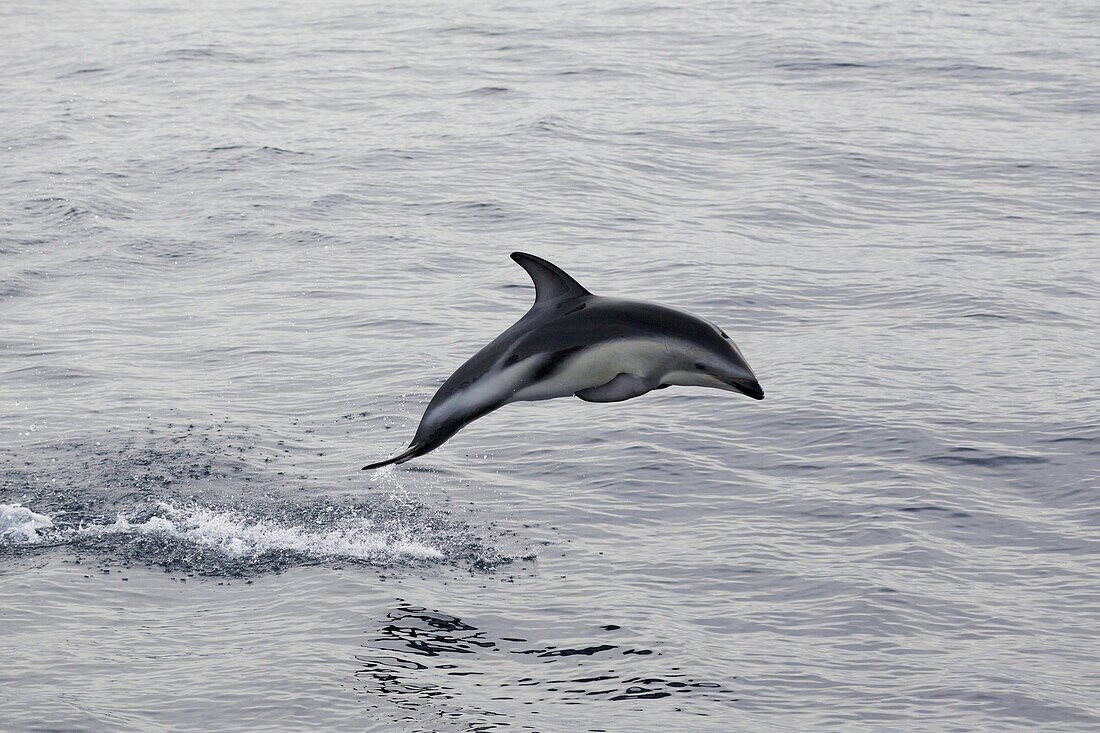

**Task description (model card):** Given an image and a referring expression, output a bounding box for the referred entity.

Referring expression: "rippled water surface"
[2,1,1099,731]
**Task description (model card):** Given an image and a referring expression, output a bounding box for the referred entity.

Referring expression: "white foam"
[0,504,54,544]
[86,502,444,562]
[2,501,443,563]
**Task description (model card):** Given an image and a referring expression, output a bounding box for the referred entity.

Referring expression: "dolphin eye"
[695,362,707,371]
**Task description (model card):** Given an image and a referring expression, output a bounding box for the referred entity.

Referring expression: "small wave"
[0,504,54,543]
[461,86,510,96]
[775,60,872,71]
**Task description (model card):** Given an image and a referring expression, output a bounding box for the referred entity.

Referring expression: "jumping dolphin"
[363,252,764,469]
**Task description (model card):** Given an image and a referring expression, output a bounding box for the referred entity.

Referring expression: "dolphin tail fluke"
[361,444,425,471]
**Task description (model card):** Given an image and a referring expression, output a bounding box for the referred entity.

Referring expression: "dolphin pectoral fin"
[362,444,425,470]
[575,373,654,403]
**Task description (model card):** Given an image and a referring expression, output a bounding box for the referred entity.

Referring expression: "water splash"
[0,504,54,543]
[0,494,511,575]
[85,502,443,562]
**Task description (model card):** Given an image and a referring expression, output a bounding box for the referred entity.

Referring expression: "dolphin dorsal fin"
[510,252,591,305]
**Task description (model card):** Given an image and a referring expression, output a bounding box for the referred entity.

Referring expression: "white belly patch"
[513,338,670,402]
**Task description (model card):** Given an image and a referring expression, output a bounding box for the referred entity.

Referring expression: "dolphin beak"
[720,376,765,400]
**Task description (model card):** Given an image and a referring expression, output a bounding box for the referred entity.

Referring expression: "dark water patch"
[2,364,100,385]
[121,236,219,262]
[461,86,511,96]
[925,447,1050,468]
[0,278,34,299]
[161,46,259,64]
[261,145,307,155]
[355,602,734,722]
[60,66,109,77]
[434,25,512,37]
[775,60,874,72]
[959,312,1015,321]
[897,505,973,519]
[187,144,313,177]
[557,67,616,76]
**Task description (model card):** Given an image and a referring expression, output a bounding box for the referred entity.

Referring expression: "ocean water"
[2,1,1099,730]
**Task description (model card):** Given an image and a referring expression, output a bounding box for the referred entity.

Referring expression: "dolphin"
[363,252,764,469]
